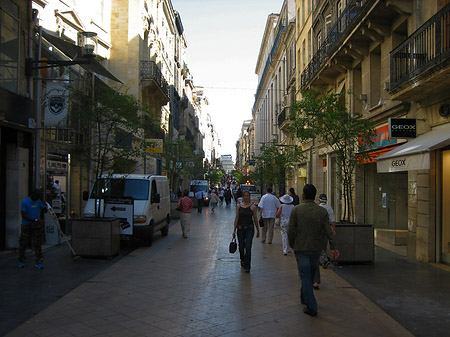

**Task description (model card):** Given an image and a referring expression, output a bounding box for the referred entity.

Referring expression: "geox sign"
[388,118,416,139]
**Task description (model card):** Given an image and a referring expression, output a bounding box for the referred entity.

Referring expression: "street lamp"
[27,25,98,189]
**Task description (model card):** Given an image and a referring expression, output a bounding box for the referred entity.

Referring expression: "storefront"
[359,125,408,252]
[377,123,450,264]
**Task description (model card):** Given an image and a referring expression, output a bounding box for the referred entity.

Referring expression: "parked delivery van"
[83,174,170,246]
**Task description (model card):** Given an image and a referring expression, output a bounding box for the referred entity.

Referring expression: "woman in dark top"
[232,190,260,272]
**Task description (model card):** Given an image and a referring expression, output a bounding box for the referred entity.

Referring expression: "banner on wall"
[44,82,69,126]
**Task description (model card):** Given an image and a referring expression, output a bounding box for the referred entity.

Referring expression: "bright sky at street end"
[171,0,281,161]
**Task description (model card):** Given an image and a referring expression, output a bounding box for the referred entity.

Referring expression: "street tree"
[255,140,304,195]
[70,80,159,216]
[288,90,375,222]
[163,137,206,192]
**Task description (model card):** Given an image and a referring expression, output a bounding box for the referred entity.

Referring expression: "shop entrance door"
[442,150,450,264]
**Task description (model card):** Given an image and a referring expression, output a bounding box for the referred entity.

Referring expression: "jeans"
[237,226,254,270]
[294,251,321,313]
[197,199,203,213]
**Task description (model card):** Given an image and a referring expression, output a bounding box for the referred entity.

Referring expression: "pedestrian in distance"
[194,188,203,214]
[288,184,339,317]
[232,190,260,273]
[288,187,300,206]
[258,187,280,244]
[177,189,193,238]
[224,188,232,206]
[209,190,219,213]
[276,194,295,255]
[219,188,225,206]
[18,189,48,269]
[313,193,337,289]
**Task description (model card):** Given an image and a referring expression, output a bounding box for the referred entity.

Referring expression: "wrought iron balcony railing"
[140,61,170,98]
[300,0,374,88]
[390,3,450,91]
[277,106,291,128]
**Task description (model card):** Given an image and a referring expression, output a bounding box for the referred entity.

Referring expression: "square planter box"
[72,218,120,258]
[329,223,374,263]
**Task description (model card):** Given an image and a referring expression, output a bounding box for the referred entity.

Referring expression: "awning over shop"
[377,123,450,173]
[41,29,122,83]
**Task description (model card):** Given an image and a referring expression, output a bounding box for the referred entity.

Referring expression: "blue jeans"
[197,199,203,213]
[237,226,254,270]
[294,251,321,313]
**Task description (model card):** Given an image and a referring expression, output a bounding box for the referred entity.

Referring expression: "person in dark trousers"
[18,190,48,269]
[194,188,203,213]
[224,188,232,206]
[232,190,260,272]
[288,184,339,317]
[288,187,300,206]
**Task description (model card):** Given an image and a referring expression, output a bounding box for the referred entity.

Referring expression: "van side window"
[151,180,159,203]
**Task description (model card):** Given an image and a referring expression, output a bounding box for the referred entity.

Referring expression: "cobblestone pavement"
[6,205,412,337]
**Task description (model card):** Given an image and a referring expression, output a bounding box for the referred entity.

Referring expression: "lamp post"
[27,26,97,189]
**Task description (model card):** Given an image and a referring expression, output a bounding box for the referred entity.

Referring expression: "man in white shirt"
[258,187,280,244]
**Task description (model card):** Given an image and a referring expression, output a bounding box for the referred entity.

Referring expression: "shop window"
[0,1,19,93]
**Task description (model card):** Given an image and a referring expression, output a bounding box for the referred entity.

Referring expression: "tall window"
[0,1,19,93]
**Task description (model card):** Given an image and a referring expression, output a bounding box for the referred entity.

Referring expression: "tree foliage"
[163,137,206,191]
[70,81,158,180]
[255,140,304,195]
[288,90,375,222]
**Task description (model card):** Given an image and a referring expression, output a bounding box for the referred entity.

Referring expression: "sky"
[171,0,282,161]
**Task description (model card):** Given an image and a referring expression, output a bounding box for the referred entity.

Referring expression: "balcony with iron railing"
[140,61,170,103]
[390,3,450,99]
[300,0,374,88]
[277,106,293,132]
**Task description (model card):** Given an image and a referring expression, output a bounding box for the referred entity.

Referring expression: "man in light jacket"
[288,184,339,317]
[258,187,280,244]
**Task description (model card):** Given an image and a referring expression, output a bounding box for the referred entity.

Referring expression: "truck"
[189,180,210,206]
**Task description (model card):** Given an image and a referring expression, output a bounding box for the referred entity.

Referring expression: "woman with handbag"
[177,189,193,238]
[232,190,260,273]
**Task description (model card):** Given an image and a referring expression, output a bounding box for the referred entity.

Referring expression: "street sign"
[145,138,163,153]
[104,197,134,236]
[175,161,182,169]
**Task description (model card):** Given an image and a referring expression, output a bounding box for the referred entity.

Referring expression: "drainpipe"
[34,26,42,189]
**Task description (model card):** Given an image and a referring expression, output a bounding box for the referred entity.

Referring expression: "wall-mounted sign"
[389,118,417,139]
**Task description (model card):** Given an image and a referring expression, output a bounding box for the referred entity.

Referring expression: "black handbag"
[259,217,264,228]
[229,237,237,253]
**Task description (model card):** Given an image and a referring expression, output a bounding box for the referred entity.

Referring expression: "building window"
[0,1,19,93]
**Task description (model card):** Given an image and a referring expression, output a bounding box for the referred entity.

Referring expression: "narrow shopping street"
[5,204,412,337]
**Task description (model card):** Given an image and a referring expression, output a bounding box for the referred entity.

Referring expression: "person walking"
[232,190,260,273]
[224,188,232,206]
[219,188,224,206]
[313,193,337,289]
[18,190,48,269]
[177,189,193,238]
[288,184,339,317]
[209,190,219,213]
[194,188,203,213]
[276,194,295,255]
[288,187,300,206]
[258,187,280,244]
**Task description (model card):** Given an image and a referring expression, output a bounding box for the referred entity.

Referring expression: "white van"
[83,174,170,246]
[189,180,210,205]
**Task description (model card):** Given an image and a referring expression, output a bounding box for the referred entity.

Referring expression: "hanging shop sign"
[388,118,417,139]
[44,82,69,126]
[145,139,163,153]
